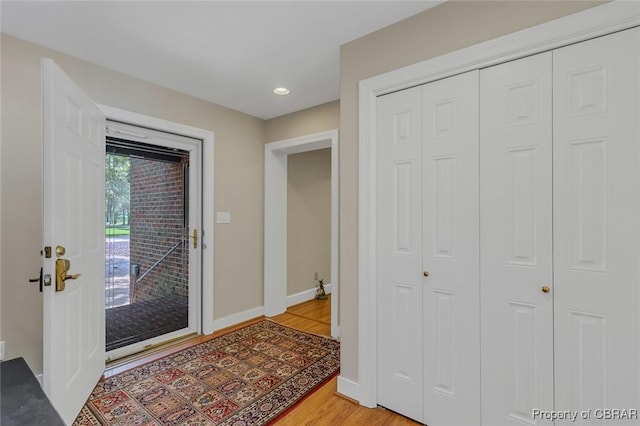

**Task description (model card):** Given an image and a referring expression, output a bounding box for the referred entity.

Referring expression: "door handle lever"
[186,229,198,249]
[55,258,81,292]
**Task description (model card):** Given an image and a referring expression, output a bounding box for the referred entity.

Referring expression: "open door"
[42,58,106,424]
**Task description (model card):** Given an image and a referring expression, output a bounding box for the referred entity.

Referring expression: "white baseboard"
[0,341,4,361]
[212,306,265,332]
[337,375,361,404]
[202,314,215,336]
[332,325,341,340]
[211,287,332,333]
[36,373,43,388]
[287,283,332,307]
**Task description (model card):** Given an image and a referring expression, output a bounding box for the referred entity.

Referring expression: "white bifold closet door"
[422,70,480,426]
[480,52,554,425]
[376,70,480,425]
[553,28,640,423]
[377,25,640,426]
[480,28,640,425]
[376,85,424,422]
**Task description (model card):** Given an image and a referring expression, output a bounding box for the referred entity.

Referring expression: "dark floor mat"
[106,296,188,352]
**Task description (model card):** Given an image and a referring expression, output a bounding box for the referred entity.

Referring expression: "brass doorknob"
[423,271,429,277]
[541,285,550,293]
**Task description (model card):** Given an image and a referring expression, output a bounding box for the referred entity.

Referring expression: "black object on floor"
[106,296,188,352]
[0,357,65,426]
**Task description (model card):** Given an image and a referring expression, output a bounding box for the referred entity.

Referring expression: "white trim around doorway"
[264,129,339,338]
[352,1,640,408]
[98,105,215,336]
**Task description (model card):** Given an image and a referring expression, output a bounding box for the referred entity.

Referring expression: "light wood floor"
[104,296,419,425]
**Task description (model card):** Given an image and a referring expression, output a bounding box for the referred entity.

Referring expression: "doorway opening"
[264,130,339,338]
[104,120,203,358]
[286,148,332,335]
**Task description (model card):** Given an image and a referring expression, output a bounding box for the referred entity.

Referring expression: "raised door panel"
[422,70,480,426]
[480,52,554,426]
[553,28,640,424]
[376,86,424,423]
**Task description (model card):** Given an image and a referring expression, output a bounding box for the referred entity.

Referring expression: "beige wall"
[0,34,266,373]
[338,1,605,382]
[265,100,339,143]
[287,149,331,296]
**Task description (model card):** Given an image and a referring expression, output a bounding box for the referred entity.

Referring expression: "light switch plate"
[217,211,231,224]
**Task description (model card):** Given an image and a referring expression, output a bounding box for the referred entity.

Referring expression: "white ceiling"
[1,1,442,119]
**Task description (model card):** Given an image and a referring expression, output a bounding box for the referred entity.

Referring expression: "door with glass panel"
[104,120,202,358]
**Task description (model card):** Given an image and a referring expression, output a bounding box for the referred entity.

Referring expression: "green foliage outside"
[105,226,130,237]
[106,153,130,226]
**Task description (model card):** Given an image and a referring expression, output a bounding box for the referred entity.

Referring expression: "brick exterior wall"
[129,158,189,303]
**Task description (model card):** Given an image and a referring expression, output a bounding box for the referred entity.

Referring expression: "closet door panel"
[376,87,424,423]
[423,70,480,426]
[480,52,554,426]
[553,28,640,423]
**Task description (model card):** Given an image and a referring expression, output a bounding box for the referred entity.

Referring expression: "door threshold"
[105,332,198,370]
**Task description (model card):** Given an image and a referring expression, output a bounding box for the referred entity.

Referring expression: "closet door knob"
[541,285,550,293]
[423,271,430,277]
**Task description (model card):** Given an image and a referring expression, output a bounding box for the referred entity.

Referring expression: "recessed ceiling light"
[273,87,290,96]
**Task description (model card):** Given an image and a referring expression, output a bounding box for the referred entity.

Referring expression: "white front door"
[553,28,640,423]
[480,52,554,425]
[422,70,480,426]
[376,86,424,423]
[42,58,105,424]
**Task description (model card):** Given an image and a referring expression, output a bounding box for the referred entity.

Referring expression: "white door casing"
[99,105,215,336]
[553,28,640,423]
[480,52,554,425]
[264,130,340,338]
[422,70,480,426]
[376,87,423,422]
[42,58,106,424]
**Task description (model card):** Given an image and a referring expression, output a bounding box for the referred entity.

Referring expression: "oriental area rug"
[74,320,340,425]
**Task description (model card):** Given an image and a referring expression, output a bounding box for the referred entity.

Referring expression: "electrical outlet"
[0,341,5,361]
[314,272,318,280]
